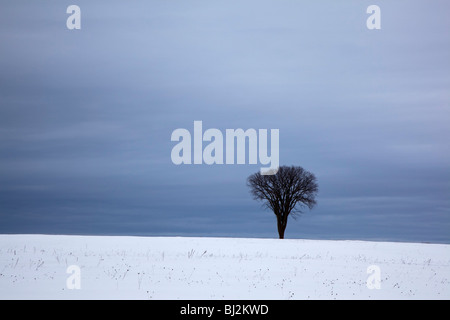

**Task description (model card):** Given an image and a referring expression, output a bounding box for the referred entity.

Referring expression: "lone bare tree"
[247,165,318,239]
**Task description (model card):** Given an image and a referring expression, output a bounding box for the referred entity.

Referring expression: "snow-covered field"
[0,234,448,300]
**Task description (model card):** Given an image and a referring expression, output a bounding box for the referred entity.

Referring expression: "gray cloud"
[0,1,449,242]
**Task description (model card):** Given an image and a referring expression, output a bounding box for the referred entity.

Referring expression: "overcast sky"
[0,1,449,243]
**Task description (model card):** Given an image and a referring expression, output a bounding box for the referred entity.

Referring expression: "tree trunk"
[277,218,286,239]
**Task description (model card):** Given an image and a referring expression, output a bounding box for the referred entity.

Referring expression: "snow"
[0,234,449,300]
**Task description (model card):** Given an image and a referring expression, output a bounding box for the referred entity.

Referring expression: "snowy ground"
[0,234,448,300]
